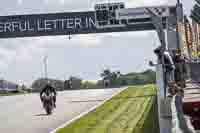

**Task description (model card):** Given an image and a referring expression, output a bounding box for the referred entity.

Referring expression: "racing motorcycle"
[41,90,55,115]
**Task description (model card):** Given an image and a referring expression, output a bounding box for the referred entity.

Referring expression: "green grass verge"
[0,92,28,97]
[57,84,159,133]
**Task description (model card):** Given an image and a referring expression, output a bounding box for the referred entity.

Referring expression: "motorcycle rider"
[40,83,57,108]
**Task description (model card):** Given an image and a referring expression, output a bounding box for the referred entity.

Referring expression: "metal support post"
[146,8,168,97]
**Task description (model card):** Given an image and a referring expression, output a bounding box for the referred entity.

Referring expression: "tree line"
[31,69,156,91]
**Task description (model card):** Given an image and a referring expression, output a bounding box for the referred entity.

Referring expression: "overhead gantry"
[0,1,188,133]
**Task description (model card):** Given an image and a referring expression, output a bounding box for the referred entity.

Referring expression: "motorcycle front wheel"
[46,106,52,115]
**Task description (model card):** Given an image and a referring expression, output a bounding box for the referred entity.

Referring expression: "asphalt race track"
[0,88,123,133]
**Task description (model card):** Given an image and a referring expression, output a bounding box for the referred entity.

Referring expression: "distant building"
[31,78,65,92]
[97,78,110,88]
[64,77,82,90]
[64,80,72,90]
[103,79,110,88]
[96,80,104,87]
[0,80,18,92]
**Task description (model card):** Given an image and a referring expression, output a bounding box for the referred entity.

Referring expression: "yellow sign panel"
[191,22,200,58]
[177,22,189,58]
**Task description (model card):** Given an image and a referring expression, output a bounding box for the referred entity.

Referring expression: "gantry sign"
[0,3,176,38]
[0,4,180,133]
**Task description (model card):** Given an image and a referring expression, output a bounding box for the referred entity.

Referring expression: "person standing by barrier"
[154,46,175,96]
[172,50,187,88]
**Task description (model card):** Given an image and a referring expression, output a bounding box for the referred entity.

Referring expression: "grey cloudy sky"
[0,0,195,85]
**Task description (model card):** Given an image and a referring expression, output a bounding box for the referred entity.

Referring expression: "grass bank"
[57,84,159,133]
[0,92,29,97]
